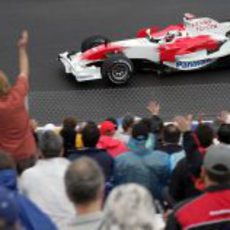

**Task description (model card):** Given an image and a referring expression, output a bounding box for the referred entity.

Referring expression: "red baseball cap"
[100,121,116,135]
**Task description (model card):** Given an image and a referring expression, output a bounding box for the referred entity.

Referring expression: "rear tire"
[81,35,110,52]
[101,54,133,85]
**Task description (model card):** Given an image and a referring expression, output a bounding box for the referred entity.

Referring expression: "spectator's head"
[82,123,100,148]
[0,187,19,230]
[149,116,164,135]
[141,118,152,133]
[0,151,15,170]
[132,121,149,141]
[217,124,230,144]
[0,71,10,97]
[203,145,230,185]
[106,117,118,130]
[122,115,135,133]
[100,121,116,136]
[65,157,104,212]
[39,131,63,158]
[86,121,97,126]
[195,124,214,148]
[163,124,181,144]
[62,117,77,129]
[99,184,158,230]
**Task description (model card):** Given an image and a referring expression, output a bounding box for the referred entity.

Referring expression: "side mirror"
[146,28,152,38]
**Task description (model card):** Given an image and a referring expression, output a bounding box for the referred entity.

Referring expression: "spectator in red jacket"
[0,31,36,174]
[97,120,128,157]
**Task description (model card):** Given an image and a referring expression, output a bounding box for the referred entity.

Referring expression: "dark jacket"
[68,148,114,181]
[166,184,230,230]
[169,158,202,203]
[169,131,204,203]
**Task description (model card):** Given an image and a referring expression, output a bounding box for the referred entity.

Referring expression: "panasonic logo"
[176,59,213,70]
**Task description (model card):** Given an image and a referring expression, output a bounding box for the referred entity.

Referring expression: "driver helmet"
[184,13,196,20]
[165,31,181,42]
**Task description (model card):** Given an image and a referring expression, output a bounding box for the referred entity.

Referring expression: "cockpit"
[164,30,183,42]
[148,30,183,44]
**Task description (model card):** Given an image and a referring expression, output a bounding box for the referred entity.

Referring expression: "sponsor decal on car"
[176,59,214,70]
[191,19,218,32]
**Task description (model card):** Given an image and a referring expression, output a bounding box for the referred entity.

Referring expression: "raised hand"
[173,114,193,132]
[17,30,29,48]
[146,100,160,116]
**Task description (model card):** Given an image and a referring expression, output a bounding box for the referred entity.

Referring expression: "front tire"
[101,54,133,85]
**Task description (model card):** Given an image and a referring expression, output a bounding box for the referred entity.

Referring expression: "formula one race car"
[58,13,230,85]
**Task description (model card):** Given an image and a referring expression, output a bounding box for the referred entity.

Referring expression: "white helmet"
[165,30,181,42]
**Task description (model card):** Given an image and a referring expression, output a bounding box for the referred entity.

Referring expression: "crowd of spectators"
[0,31,229,229]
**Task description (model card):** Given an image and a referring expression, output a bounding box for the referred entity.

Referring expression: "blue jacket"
[0,169,57,230]
[114,134,170,200]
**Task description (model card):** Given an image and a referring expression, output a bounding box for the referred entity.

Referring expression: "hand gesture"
[17,30,29,48]
[147,101,160,116]
[217,110,230,124]
[173,114,193,132]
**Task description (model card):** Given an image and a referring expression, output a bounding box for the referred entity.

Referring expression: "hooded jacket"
[0,169,57,230]
[114,134,170,200]
[97,135,129,157]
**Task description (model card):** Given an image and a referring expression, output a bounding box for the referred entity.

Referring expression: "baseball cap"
[132,122,148,141]
[99,121,116,135]
[43,123,56,132]
[204,144,230,176]
[0,187,18,227]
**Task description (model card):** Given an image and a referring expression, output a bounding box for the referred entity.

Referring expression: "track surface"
[1,0,230,123]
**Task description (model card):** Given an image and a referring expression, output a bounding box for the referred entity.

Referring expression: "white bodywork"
[59,16,230,82]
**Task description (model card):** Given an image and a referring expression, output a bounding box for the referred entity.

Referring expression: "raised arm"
[18,30,29,78]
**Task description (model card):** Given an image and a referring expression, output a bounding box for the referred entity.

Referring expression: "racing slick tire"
[81,35,110,52]
[101,54,134,85]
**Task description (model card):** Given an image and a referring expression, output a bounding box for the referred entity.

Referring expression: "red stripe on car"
[81,44,124,61]
[159,35,219,62]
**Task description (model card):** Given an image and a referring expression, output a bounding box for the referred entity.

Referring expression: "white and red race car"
[58,13,230,85]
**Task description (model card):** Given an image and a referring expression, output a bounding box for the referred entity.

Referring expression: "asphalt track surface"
[1,0,230,123]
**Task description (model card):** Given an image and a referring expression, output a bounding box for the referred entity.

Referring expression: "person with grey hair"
[98,184,165,230]
[62,157,105,230]
[19,131,75,229]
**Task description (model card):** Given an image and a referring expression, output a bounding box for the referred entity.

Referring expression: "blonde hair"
[0,72,10,96]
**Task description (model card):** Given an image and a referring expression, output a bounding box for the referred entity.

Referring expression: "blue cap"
[0,187,18,226]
